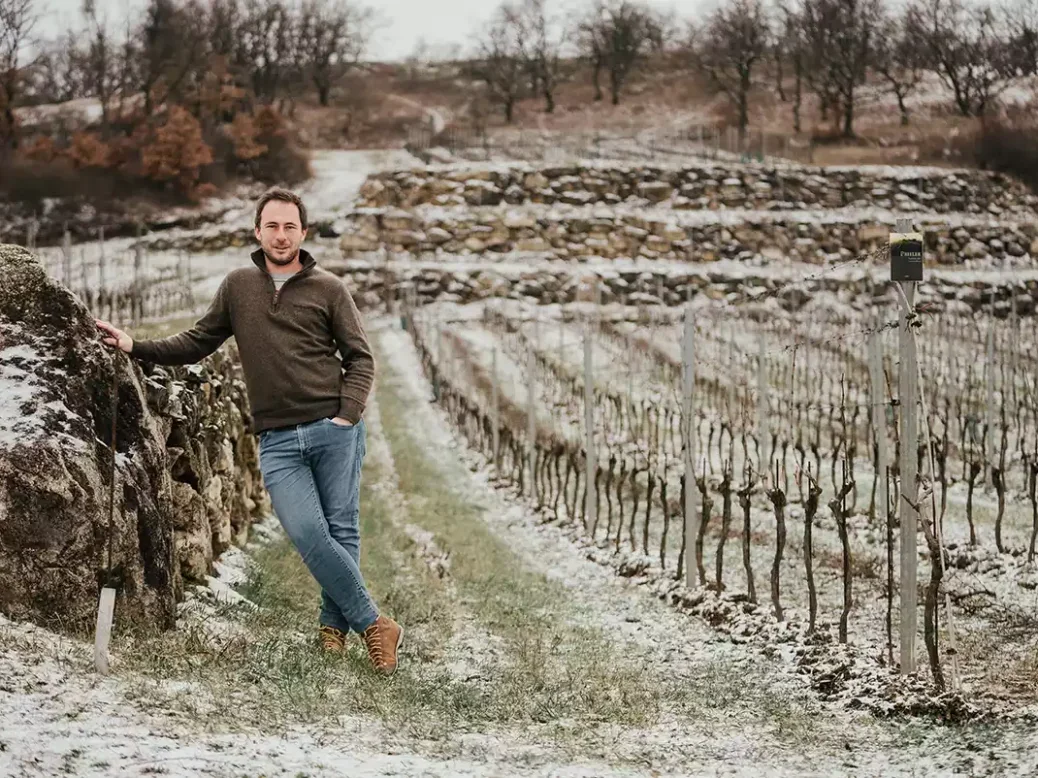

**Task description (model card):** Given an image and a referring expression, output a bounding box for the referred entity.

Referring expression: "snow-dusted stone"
[0,244,266,633]
[636,181,674,203]
[0,244,178,631]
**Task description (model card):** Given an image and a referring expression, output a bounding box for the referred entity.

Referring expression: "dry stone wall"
[0,244,267,633]
[357,162,1038,216]
[330,259,1038,318]
[340,207,1038,268]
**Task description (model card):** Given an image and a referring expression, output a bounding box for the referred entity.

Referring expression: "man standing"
[96,187,403,675]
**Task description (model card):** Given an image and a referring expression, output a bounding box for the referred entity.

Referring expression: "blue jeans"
[258,418,378,634]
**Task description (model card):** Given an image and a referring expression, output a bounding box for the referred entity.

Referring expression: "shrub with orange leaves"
[247,104,311,185]
[226,113,268,161]
[253,104,286,141]
[20,135,58,163]
[65,132,111,168]
[140,106,214,194]
[190,182,220,202]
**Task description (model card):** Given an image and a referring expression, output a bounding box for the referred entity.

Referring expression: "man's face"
[255,200,307,266]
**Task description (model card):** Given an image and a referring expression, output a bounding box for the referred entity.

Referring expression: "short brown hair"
[255,187,308,231]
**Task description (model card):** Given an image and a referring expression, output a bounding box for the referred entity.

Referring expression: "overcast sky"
[36,0,711,62]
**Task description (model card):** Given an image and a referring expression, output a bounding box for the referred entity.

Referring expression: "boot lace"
[363,621,386,667]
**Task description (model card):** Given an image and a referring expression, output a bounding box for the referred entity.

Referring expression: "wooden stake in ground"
[98,229,107,295]
[95,356,120,675]
[62,226,72,288]
[756,334,771,476]
[132,230,143,327]
[492,346,500,471]
[683,306,698,590]
[984,288,996,488]
[527,339,537,502]
[886,466,895,666]
[893,217,919,675]
[584,323,596,534]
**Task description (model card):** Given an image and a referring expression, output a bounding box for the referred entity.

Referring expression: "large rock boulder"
[0,244,177,631]
[0,245,267,633]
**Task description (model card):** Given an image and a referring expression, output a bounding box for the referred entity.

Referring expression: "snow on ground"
[0,518,639,777]
[301,149,419,220]
[372,316,1038,778]
[12,96,109,127]
[0,617,622,778]
[410,297,1038,713]
[409,148,986,178]
[408,202,1033,228]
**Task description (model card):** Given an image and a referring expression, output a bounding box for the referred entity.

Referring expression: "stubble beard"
[264,245,299,267]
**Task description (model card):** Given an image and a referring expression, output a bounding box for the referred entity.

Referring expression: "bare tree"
[801,0,880,137]
[472,6,526,123]
[578,0,661,106]
[0,0,38,148]
[22,32,84,105]
[207,0,243,67]
[770,24,788,102]
[691,0,770,141]
[1005,0,1038,76]
[80,0,123,129]
[134,0,207,115]
[298,0,372,107]
[507,0,568,113]
[910,0,1016,117]
[238,0,295,103]
[777,2,807,132]
[872,4,928,125]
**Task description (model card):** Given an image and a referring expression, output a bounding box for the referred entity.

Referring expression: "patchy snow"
[13,96,109,127]
[300,149,421,220]
[0,337,80,449]
[396,153,984,179]
[370,315,1038,777]
[404,201,1031,229]
[0,614,640,778]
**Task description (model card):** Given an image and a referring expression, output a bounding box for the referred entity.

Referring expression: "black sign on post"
[890,230,924,282]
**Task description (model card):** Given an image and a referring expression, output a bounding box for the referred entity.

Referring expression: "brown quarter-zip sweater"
[130,248,374,433]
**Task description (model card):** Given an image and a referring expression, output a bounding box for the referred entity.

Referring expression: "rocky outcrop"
[356,162,1038,216]
[0,244,266,633]
[339,206,1038,268]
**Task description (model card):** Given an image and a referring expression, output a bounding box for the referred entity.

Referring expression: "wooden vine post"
[62,226,73,288]
[682,305,698,590]
[892,216,921,674]
[757,334,770,475]
[584,322,596,534]
[492,346,500,471]
[527,332,537,502]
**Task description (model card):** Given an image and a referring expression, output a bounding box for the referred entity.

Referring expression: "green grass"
[375,360,671,728]
[128,314,202,340]
[110,326,832,754]
[120,447,488,739]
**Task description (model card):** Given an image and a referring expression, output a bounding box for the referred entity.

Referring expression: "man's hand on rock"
[96,320,133,353]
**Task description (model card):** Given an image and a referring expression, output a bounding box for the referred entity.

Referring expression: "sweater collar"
[251,247,317,275]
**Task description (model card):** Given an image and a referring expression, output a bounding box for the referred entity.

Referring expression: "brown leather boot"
[318,624,347,653]
[361,615,403,675]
